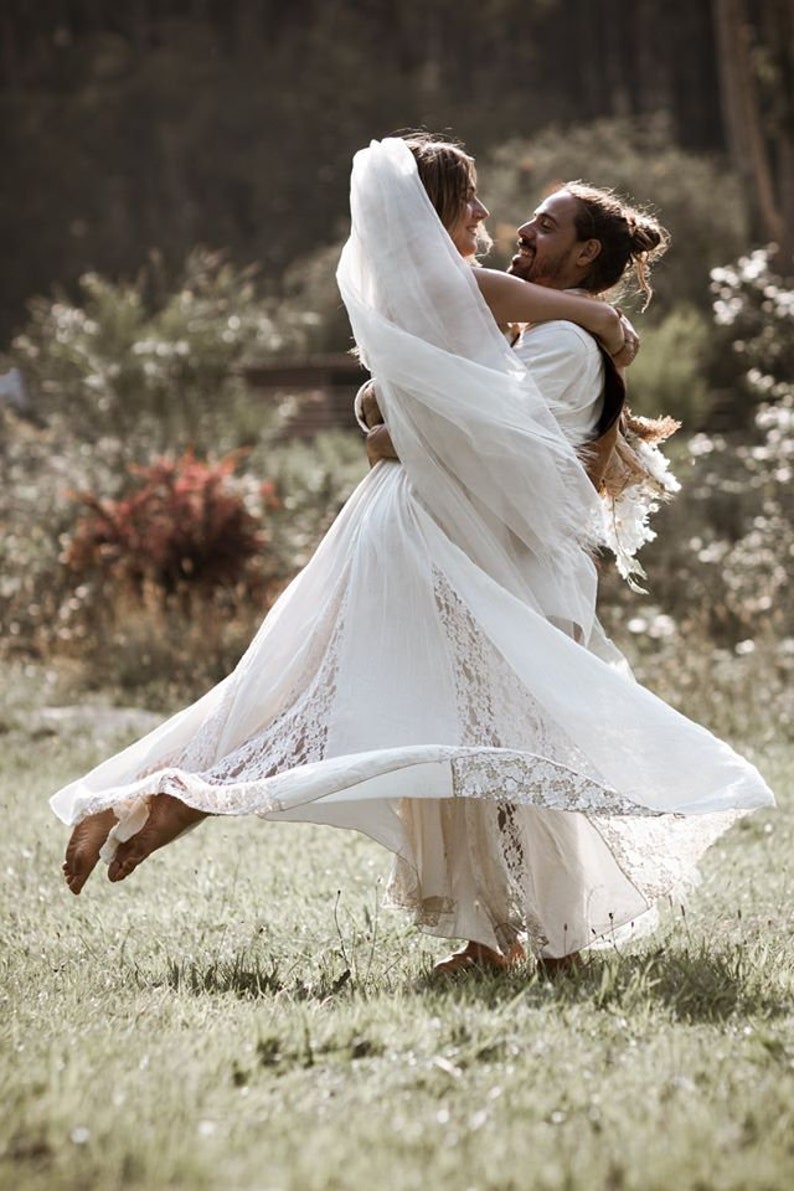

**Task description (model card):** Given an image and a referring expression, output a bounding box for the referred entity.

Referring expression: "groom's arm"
[354,380,383,431]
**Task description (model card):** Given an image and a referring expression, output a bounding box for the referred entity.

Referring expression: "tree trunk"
[767,0,794,276]
[634,0,671,117]
[713,0,788,267]
[604,0,631,117]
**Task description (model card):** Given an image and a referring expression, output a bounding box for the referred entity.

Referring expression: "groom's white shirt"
[514,321,603,447]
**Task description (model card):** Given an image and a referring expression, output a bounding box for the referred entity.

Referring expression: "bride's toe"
[63,808,117,895]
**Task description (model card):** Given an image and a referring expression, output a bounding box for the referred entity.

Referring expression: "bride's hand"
[595,303,626,357]
[610,312,640,368]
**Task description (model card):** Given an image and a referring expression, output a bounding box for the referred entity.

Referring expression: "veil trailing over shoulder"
[337,138,604,638]
[50,137,773,959]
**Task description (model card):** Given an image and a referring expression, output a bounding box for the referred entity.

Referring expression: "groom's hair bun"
[563,181,670,310]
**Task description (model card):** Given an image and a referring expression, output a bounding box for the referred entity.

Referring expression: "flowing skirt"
[51,461,773,957]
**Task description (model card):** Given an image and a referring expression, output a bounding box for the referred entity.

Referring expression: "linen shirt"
[514,320,604,447]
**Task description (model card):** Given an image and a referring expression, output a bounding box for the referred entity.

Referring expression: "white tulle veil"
[336,137,605,637]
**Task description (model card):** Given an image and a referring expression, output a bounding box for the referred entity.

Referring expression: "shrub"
[1,247,371,700]
[49,446,289,698]
[589,250,794,743]
[61,583,274,708]
[625,305,712,427]
[63,448,271,595]
[0,404,368,702]
[707,246,794,420]
[8,249,303,448]
[596,253,794,743]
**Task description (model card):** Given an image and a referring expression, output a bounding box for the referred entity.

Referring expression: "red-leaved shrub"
[64,449,269,595]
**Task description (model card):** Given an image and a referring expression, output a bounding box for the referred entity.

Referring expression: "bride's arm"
[473,269,624,356]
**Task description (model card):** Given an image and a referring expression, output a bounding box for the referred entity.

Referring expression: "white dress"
[51,139,773,958]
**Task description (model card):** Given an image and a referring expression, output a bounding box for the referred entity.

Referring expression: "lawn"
[1,671,792,1191]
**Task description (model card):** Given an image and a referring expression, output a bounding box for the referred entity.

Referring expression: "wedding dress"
[51,139,773,958]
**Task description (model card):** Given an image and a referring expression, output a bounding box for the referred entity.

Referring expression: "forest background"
[0,0,793,740]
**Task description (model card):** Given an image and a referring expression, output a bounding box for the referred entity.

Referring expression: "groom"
[505,184,631,470]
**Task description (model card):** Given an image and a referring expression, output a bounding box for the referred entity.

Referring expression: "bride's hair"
[400,132,491,255]
[562,182,670,310]
[401,133,475,231]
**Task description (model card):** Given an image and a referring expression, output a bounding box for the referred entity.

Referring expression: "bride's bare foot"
[433,940,525,977]
[63,808,117,895]
[107,794,207,883]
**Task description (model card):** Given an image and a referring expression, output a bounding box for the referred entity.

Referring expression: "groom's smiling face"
[509,190,597,290]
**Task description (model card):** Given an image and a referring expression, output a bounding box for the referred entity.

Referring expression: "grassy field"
[1,672,793,1191]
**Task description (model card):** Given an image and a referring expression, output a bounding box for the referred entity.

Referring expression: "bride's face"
[449,185,490,258]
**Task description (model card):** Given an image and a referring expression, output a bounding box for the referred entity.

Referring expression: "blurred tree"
[0,0,755,339]
[713,0,794,275]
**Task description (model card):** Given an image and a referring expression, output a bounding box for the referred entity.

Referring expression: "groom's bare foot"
[536,952,583,977]
[107,794,207,883]
[63,808,117,895]
[433,940,525,977]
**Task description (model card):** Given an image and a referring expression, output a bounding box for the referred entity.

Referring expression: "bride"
[52,135,773,971]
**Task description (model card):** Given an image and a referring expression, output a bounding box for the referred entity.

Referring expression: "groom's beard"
[507,253,561,289]
[507,248,535,283]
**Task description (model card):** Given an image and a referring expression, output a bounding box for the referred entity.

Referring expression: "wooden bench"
[244,355,369,438]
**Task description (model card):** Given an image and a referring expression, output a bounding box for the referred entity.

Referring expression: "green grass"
[1,670,793,1191]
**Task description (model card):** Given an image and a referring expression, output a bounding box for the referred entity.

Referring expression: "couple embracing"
[54,133,773,976]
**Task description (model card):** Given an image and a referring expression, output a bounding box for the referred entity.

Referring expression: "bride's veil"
[336,137,604,637]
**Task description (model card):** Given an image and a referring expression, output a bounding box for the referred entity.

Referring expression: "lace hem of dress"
[385,799,744,957]
[75,743,662,824]
[449,752,657,816]
[384,870,663,958]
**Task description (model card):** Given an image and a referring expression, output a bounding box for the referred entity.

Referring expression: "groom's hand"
[366,423,399,467]
[357,380,399,466]
[359,382,383,428]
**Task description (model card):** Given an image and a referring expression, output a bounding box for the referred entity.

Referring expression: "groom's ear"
[575,238,602,268]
